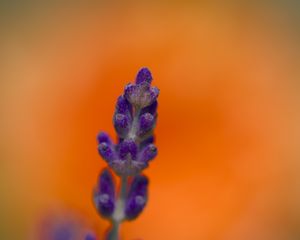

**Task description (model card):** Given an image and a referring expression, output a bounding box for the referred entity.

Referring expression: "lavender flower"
[97,68,159,176]
[93,68,159,240]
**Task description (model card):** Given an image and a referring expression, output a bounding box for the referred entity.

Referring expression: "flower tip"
[98,168,115,196]
[113,113,131,138]
[139,144,157,163]
[150,86,160,99]
[98,142,116,162]
[134,174,149,188]
[136,67,153,84]
[139,113,155,133]
[97,132,112,144]
[100,168,113,181]
[116,95,132,114]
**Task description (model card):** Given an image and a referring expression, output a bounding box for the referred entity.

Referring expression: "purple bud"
[98,142,116,163]
[115,95,132,115]
[118,139,137,160]
[138,113,155,136]
[125,175,148,220]
[98,169,115,194]
[113,113,130,137]
[135,67,152,84]
[149,86,159,104]
[124,82,158,108]
[94,169,115,218]
[97,132,112,145]
[138,144,157,164]
[124,83,138,103]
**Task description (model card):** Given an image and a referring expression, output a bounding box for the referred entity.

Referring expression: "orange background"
[1,2,300,240]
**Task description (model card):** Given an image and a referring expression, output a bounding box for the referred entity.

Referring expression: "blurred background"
[0,1,300,240]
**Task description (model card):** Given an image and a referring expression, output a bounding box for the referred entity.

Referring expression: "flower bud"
[148,86,159,105]
[113,113,130,137]
[94,169,115,218]
[124,83,138,104]
[125,175,148,220]
[115,95,132,114]
[97,132,112,145]
[98,142,116,163]
[138,144,157,164]
[138,113,155,136]
[124,82,159,108]
[135,67,152,84]
[118,139,137,160]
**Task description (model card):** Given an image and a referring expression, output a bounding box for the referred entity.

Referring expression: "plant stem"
[107,176,128,240]
[120,176,128,200]
[106,220,120,240]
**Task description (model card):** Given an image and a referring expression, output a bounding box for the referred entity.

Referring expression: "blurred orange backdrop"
[1,2,300,240]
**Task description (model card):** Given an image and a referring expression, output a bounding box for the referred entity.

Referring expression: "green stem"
[106,221,120,240]
[107,176,128,240]
[120,176,128,200]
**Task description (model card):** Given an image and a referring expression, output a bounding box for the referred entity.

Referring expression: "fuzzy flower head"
[97,68,159,176]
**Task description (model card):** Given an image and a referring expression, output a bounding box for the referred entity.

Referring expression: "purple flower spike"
[135,67,153,84]
[98,142,116,163]
[97,68,158,176]
[125,175,149,220]
[94,169,115,218]
[94,68,159,239]
[138,144,157,164]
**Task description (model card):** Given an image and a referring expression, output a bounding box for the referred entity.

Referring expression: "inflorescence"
[91,68,159,240]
